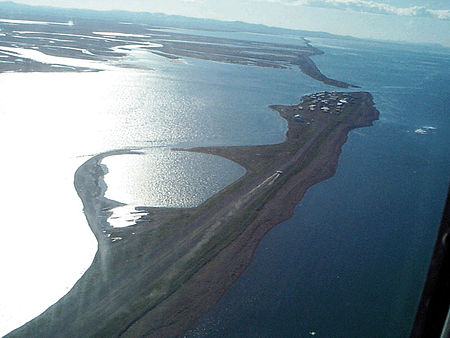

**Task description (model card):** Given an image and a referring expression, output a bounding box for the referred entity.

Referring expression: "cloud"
[427,9,450,20]
[254,0,450,20]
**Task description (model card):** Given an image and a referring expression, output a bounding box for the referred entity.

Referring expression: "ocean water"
[189,38,450,337]
[0,38,317,335]
[1,32,448,337]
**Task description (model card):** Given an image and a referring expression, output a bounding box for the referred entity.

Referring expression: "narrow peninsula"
[0,4,356,89]
[8,91,379,337]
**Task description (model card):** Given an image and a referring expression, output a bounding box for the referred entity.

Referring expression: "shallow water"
[0,40,308,335]
[102,149,245,227]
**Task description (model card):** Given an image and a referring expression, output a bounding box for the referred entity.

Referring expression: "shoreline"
[0,17,355,89]
[7,92,379,337]
[294,54,359,88]
[73,149,143,240]
[124,92,378,336]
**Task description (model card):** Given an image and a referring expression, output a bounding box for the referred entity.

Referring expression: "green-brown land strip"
[8,91,378,337]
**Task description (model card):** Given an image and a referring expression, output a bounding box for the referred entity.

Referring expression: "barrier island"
[8,91,378,337]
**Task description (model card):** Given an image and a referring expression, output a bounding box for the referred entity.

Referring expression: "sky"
[10,1,450,46]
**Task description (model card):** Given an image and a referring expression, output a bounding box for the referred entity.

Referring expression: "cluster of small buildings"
[292,91,355,123]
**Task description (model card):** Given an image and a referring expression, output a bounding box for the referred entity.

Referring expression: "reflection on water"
[0,18,73,25]
[0,64,210,333]
[0,46,116,70]
[107,204,148,228]
[103,149,245,228]
[102,149,245,209]
[0,45,293,335]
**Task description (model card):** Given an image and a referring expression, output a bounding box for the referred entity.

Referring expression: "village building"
[294,114,305,122]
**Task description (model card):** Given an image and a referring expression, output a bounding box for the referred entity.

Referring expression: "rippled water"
[102,149,245,227]
[0,41,308,335]
[189,37,450,337]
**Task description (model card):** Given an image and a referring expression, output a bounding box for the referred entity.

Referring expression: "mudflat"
[8,91,378,337]
[0,16,355,88]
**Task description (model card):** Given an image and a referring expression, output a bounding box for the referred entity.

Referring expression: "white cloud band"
[256,0,450,20]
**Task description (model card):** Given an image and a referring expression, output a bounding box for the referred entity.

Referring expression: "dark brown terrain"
[8,91,378,337]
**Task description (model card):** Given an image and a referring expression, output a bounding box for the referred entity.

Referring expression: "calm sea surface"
[188,37,450,337]
[0,32,448,336]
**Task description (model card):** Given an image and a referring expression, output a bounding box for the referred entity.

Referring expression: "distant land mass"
[0,1,343,38]
[1,1,448,52]
[0,2,357,88]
